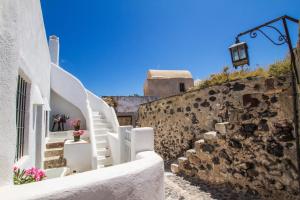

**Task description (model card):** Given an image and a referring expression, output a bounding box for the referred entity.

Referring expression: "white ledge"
[0,151,164,200]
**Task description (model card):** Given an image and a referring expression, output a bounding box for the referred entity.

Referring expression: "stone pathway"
[164,172,261,200]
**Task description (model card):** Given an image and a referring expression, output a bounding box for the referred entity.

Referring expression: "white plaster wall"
[50,90,86,130]
[15,0,51,171]
[131,127,154,161]
[51,63,89,129]
[0,0,19,186]
[64,140,91,172]
[107,132,120,165]
[0,151,164,200]
[0,0,51,185]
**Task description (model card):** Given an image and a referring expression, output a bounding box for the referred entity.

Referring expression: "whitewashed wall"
[50,90,86,130]
[0,0,51,186]
[0,0,19,186]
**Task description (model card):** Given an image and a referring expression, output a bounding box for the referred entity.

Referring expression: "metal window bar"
[15,75,27,161]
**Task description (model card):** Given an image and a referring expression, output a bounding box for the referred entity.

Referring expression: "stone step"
[96,148,110,157]
[92,114,105,119]
[203,131,217,141]
[96,140,108,149]
[178,157,188,168]
[97,156,112,166]
[93,118,107,123]
[185,149,196,158]
[94,123,111,129]
[95,133,108,139]
[44,147,64,157]
[94,128,110,134]
[46,141,64,149]
[44,156,66,169]
[215,122,229,134]
[170,163,179,174]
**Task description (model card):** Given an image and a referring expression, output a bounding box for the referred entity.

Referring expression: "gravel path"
[164,172,261,200]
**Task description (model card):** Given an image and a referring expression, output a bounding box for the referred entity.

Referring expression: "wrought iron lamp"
[230,15,300,188]
[229,41,249,68]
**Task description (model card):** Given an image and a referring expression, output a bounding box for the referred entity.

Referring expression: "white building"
[0,1,163,199]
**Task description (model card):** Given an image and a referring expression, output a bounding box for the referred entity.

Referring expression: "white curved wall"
[0,151,164,200]
[51,63,90,130]
[50,90,86,130]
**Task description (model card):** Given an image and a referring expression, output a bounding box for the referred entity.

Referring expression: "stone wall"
[138,75,299,199]
[103,96,159,127]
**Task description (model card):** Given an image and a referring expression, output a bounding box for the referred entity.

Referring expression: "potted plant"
[70,119,81,131]
[13,166,46,185]
[73,130,84,142]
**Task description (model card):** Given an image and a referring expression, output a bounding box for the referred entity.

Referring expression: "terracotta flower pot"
[74,135,80,142]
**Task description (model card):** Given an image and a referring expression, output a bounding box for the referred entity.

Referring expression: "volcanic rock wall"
[138,75,299,199]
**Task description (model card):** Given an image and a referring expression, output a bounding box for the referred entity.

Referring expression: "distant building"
[144,70,194,97]
[103,96,159,127]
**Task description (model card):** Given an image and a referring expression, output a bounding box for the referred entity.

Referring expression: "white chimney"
[49,35,59,65]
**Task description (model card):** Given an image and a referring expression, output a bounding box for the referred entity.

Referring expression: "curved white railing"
[50,63,90,129]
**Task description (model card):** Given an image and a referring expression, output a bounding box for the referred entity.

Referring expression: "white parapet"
[131,127,154,161]
[0,151,164,200]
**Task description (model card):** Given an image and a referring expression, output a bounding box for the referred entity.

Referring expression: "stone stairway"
[170,122,229,175]
[44,141,66,169]
[92,111,113,169]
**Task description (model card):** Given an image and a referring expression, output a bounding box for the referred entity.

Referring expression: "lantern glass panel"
[232,47,239,61]
[239,45,246,59]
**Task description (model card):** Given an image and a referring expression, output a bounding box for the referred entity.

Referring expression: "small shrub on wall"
[269,58,291,77]
[192,57,291,90]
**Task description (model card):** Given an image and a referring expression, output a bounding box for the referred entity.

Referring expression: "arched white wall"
[50,90,86,130]
[51,63,90,130]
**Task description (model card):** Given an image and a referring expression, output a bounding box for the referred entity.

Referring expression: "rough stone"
[203,131,217,141]
[240,124,257,138]
[215,122,229,134]
[138,75,297,199]
[266,139,284,157]
[171,164,179,174]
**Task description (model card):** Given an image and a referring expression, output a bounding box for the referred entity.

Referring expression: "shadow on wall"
[50,90,86,131]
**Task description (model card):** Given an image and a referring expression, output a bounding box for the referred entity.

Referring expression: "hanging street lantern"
[229,41,249,68]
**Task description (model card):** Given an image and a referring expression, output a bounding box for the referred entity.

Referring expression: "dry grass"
[192,57,291,90]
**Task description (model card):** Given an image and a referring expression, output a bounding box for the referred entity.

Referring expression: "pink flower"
[73,130,84,137]
[13,165,19,172]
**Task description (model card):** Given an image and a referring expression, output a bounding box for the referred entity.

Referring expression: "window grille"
[15,75,28,161]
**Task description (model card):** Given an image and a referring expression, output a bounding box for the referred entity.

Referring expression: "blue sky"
[41,0,300,96]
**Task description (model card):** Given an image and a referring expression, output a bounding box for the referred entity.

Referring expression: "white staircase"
[92,111,113,169]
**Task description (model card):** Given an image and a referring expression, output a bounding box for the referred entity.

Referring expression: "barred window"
[15,75,28,161]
